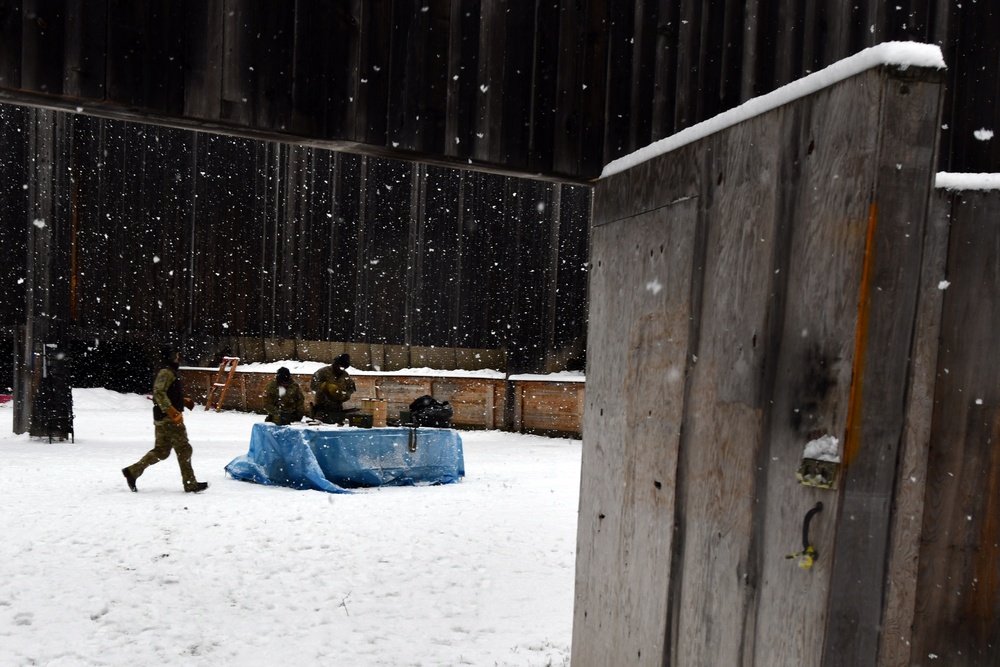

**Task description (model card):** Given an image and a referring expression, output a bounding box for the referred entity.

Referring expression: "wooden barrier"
[575,62,946,666]
[511,377,586,435]
[178,368,583,437]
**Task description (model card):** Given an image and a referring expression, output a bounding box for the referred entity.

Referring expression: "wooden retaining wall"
[178,367,584,437]
[574,63,945,666]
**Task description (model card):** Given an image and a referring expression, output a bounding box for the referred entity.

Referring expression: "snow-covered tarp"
[226,423,465,493]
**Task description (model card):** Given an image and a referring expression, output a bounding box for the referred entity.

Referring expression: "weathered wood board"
[576,63,946,666]
[573,150,701,665]
[909,190,1000,666]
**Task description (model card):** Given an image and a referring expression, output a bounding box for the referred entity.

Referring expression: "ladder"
[205,356,240,412]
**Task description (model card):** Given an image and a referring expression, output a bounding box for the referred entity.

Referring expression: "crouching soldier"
[310,353,357,423]
[122,344,208,493]
[263,367,305,426]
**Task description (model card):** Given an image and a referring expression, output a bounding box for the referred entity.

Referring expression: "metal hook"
[786,501,823,569]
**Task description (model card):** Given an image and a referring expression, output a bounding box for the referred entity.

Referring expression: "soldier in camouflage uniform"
[263,367,306,425]
[122,345,209,493]
[310,353,357,423]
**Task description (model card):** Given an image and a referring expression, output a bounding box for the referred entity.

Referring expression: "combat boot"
[122,468,137,492]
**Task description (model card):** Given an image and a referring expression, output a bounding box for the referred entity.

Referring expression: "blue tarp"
[225,423,465,493]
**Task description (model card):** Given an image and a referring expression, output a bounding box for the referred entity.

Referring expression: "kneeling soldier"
[263,367,306,426]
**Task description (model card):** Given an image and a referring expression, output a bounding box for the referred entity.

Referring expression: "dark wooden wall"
[0,0,996,182]
[576,63,945,666]
[903,188,1000,666]
[0,104,590,392]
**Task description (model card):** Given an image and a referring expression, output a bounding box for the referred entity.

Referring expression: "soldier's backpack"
[408,395,454,428]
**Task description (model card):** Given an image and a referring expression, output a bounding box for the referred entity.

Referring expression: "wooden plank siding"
[576,64,946,666]
[0,103,590,390]
[908,189,1000,666]
[177,367,582,436]
[0,1,994,182]
[821,68,946,667]
[876,178,952,667]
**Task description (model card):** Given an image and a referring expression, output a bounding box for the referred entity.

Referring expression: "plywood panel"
[573,187,700,664]
[429,378,503,428]
[515,381,583,434]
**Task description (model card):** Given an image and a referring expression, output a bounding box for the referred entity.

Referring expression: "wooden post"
[13,108,74,440]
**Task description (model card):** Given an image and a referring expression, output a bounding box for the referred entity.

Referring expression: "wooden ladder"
[205,356,240,412]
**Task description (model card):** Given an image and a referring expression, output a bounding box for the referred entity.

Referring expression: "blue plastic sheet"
[225,423,465,493]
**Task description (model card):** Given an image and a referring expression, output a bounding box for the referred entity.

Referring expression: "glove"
[183,397,195,410]
[167,406,184,425]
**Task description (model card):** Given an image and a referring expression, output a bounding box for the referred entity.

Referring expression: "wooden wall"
[898,188,1000,666]
[574,63,945,666]
[178,367,585,437]
[0,1,996,181]
[0,105,590,392]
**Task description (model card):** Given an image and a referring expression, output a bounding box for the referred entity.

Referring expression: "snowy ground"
[0,389,581,666]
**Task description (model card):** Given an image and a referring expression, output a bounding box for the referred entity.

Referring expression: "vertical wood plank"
[0,0,23,88]
[650,0,681,141]
[525,0,558,172]
[550,0,584,176]
[876,185,950,667]
[574,151,700,666]
[386,0,449,154]
[577,0,610,178]
[0,105,28,331]
[472,0,506,163]
[443,0,479,159]
[672,110,795,667]
[603,0,636,162]
[751,72,882,667]
[822,67,945,667]
[355,1,393,146]
[19,0,65,94]
[105,0,186,113]
[910,190,1000,666]
[63,0,107,99]
[497,0,534,168]
[182,0,222,119]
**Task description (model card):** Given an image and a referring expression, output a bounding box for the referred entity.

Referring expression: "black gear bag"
[408,395,454,428]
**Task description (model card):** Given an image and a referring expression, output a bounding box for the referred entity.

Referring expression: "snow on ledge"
[601,41,946,179]
[935,172,1000,191]
[182,361,586,382]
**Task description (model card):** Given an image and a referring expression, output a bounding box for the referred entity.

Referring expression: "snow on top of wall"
[183,361,585,382]
[601,41,946,179]
[935,172,1000,191]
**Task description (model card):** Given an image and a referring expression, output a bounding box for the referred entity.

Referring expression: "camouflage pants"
[125,421,199,491]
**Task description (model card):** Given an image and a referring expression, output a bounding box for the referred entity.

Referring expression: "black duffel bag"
[408,395,454,428]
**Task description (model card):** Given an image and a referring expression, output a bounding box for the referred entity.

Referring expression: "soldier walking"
[122,344,209,493]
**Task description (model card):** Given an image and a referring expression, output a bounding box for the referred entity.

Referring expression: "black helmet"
[160,343,179,361]
[333,353,351,369]
[276,367,292,384]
